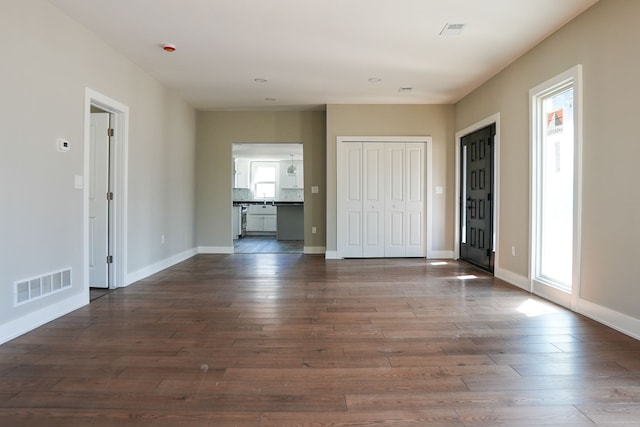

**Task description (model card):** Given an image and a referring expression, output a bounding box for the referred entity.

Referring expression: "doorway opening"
[231,143,304,254]
[530,65,583,310]
[84,89,129,296]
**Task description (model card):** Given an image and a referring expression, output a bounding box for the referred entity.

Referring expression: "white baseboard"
[0,295,86,345]
[495,267,640,341]
[324,250,339,259]
[495,267,530,291]
[304,246,326,255]
[428,250,454,259]
[577,298,640,341]
[197,246,234,254]
[126,248,198,286]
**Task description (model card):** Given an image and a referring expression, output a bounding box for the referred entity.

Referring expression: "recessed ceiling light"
[254,78,268,83]
[368,77,382,83]
[398,87,413,93]
[440,23,466,36]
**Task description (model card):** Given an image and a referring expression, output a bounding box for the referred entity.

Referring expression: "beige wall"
[455,0,640,319]
[326,104,455,254]
[0,0,196,341]
[195,111,326,250]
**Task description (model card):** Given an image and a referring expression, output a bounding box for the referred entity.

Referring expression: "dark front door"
[460,124,495,272]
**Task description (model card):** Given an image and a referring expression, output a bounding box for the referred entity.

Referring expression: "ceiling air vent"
[398,87,413,93]
[440,23,466,36]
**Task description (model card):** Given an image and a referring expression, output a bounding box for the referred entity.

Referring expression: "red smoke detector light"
[162,44,176,53]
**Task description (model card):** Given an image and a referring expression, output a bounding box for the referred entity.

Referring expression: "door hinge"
[107,128,114,137]
[107,192,114,201]
[106,255,113,264]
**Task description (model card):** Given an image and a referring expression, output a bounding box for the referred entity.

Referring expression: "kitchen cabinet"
[277,205,304,240]
[279,160,303,189]
[234,158,251,189]
[246,204,277,232]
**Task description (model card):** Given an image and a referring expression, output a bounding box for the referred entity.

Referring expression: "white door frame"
[529,65,583,311]
[83,88,129,290]
[454,113,501,267]
[336,136,433,258]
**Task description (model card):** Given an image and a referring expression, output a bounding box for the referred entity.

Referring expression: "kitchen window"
[251,162,277,200]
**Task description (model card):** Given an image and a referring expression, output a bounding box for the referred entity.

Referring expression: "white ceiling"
[49,0,598,111]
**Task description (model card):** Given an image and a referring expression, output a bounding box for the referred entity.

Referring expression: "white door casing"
[84,88,129,292]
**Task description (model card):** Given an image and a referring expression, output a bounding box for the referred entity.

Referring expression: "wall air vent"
[440,23,466,36]
[14,268,72,306]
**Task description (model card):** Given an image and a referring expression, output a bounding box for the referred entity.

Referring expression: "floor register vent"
[14,268,72,306]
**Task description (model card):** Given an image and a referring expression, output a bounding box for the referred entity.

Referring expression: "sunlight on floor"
[517,298,560,317]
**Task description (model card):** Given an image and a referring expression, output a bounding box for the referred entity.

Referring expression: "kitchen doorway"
[232,143,304,254]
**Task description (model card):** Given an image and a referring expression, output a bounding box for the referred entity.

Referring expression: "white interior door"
[89,112,110,288]
[405,143,425,257]
[385,144,406,257]
[338,142,364,257]
[363,143,385,257]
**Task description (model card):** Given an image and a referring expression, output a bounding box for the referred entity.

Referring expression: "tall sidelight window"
[530,65,582,309]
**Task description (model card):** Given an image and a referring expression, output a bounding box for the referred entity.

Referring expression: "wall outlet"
[511,246,516,256]
[161,234,165,245]
[312,226,317,234]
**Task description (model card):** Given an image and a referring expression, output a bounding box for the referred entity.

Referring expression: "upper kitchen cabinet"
[233,158,251,189]
[280,159,304,189]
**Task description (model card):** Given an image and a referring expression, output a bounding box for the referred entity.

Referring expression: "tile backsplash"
[233,187,304,202]
[232,188,252,201]
[279,189,304,201]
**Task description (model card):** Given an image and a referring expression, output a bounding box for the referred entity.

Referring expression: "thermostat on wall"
[57,138,70,152]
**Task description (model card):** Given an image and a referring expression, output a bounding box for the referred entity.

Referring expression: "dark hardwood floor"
[1,254,640,426]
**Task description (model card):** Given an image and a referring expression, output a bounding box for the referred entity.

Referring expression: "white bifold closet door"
[338,141,425,258]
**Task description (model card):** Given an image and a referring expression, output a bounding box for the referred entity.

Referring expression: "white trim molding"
[126,248,197,286]
[529,64,583,311]
[495,267,530,292]
[577,299,640,341]
[0,296,86,345]
[84,88,129,290]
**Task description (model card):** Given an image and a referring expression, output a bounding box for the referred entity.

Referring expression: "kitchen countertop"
[233,201,303,206]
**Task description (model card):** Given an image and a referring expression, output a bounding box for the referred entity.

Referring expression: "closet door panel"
[363,143,385,257]
[338,143,363,257]
[385,144,407,257]
[406,143,426,257]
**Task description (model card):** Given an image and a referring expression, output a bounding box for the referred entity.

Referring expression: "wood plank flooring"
[1,254,640,426]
